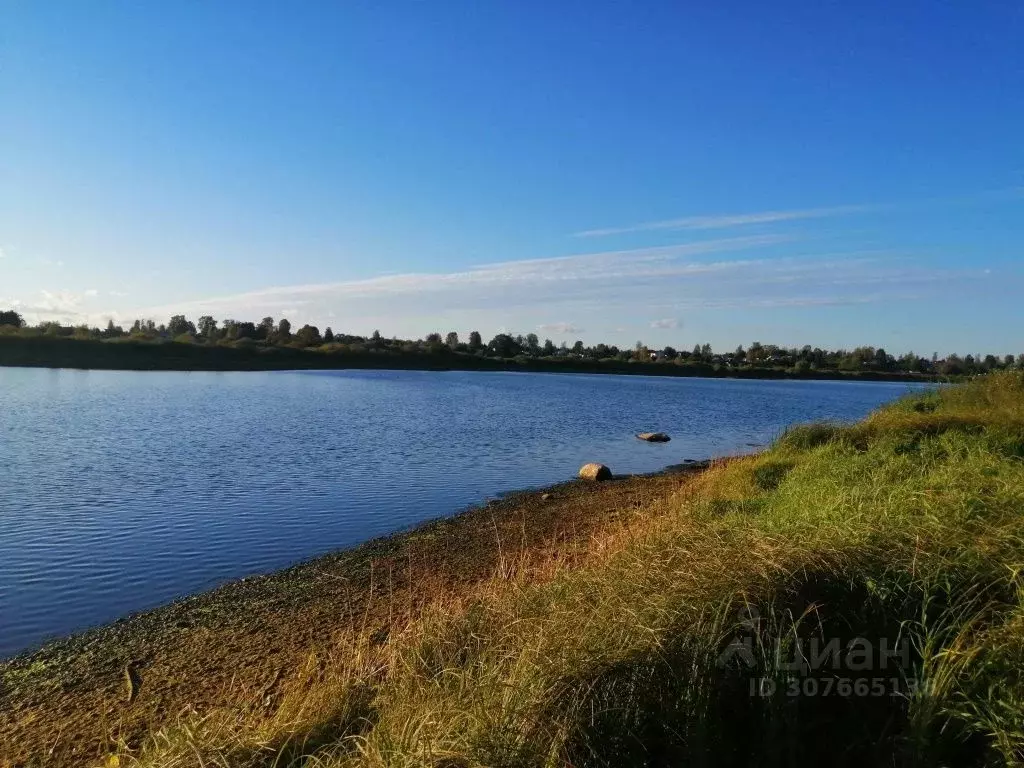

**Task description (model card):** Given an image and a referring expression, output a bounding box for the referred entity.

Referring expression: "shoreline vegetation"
[4,373,1024,765]
[2,309,1019,379]
[0,464,712,765]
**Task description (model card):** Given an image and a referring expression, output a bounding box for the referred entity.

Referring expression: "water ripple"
[0,369,928,656]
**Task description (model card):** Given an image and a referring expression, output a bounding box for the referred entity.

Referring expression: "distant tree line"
[0,308,1019,378]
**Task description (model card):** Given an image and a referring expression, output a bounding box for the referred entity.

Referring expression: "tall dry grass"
[116,372,1024,767]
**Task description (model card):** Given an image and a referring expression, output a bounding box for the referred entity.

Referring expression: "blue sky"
[2,1,1022,354]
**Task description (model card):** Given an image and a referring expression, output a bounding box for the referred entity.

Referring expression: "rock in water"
[579,463,612,481]
[636,432,671,442]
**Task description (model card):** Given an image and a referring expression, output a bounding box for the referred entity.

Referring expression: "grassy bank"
[6,373,1024,766]
[0,470,706,766]
[0,335,944,382]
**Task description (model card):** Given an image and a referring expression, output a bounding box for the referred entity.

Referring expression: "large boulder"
[578,463,612,481]
[636,432,671,442]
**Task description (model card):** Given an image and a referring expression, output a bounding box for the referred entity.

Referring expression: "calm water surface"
[0,368,929,656]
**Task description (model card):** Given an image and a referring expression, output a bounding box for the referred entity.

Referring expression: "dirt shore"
[0,462,712,766]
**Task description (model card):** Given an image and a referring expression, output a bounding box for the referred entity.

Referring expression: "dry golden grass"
[11,373,1024,767]
[1,469,700,766]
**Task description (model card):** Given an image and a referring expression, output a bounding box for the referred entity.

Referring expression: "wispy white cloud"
[572,187,1024,240]
[650,318,679,329]
[120,241,977,339]
[11,290,90,324]
[573,204,869,238]
[13,233,986,344]
[130,235,794,319]
[538,322,583,334]
[675,294,890,310]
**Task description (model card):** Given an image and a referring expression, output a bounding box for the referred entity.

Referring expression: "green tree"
[295,325,322,346]
[235,321,256,339]
[468,331,483,351]
[103,319,124,338]
[445,331,459,350]
[747,341,764,364]
[277,318,292,342]
[168,315,195,336]
[423,332,443,353]
[542,338,556,355]
[938,354,964,375]
[324,327,335,343]
[525,333,539,355]
[197,315,218,339]
[0,310,25,327]
[257,317,275,340]
[488,333,521,358]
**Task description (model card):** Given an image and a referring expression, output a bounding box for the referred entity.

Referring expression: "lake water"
[0,368,929,657]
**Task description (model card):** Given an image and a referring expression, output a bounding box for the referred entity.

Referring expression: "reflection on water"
[0,368,928,656]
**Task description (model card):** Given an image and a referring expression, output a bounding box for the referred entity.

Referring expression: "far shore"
[0,336,946,383]
[0,460,717,764]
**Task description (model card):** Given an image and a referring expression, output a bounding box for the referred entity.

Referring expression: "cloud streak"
[573,204,870,238]
[8,290,91,324]
[572,186,1024,239]
[650,318,679,329]
[538,322,583,334]
[131,235,795,318]
[15,234,986,346]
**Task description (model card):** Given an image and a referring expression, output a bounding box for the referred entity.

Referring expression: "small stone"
[579,463,612,481]
[637,432,671,442]
[541,493,552,501]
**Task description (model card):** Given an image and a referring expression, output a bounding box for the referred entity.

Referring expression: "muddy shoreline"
[0,460,714,765]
